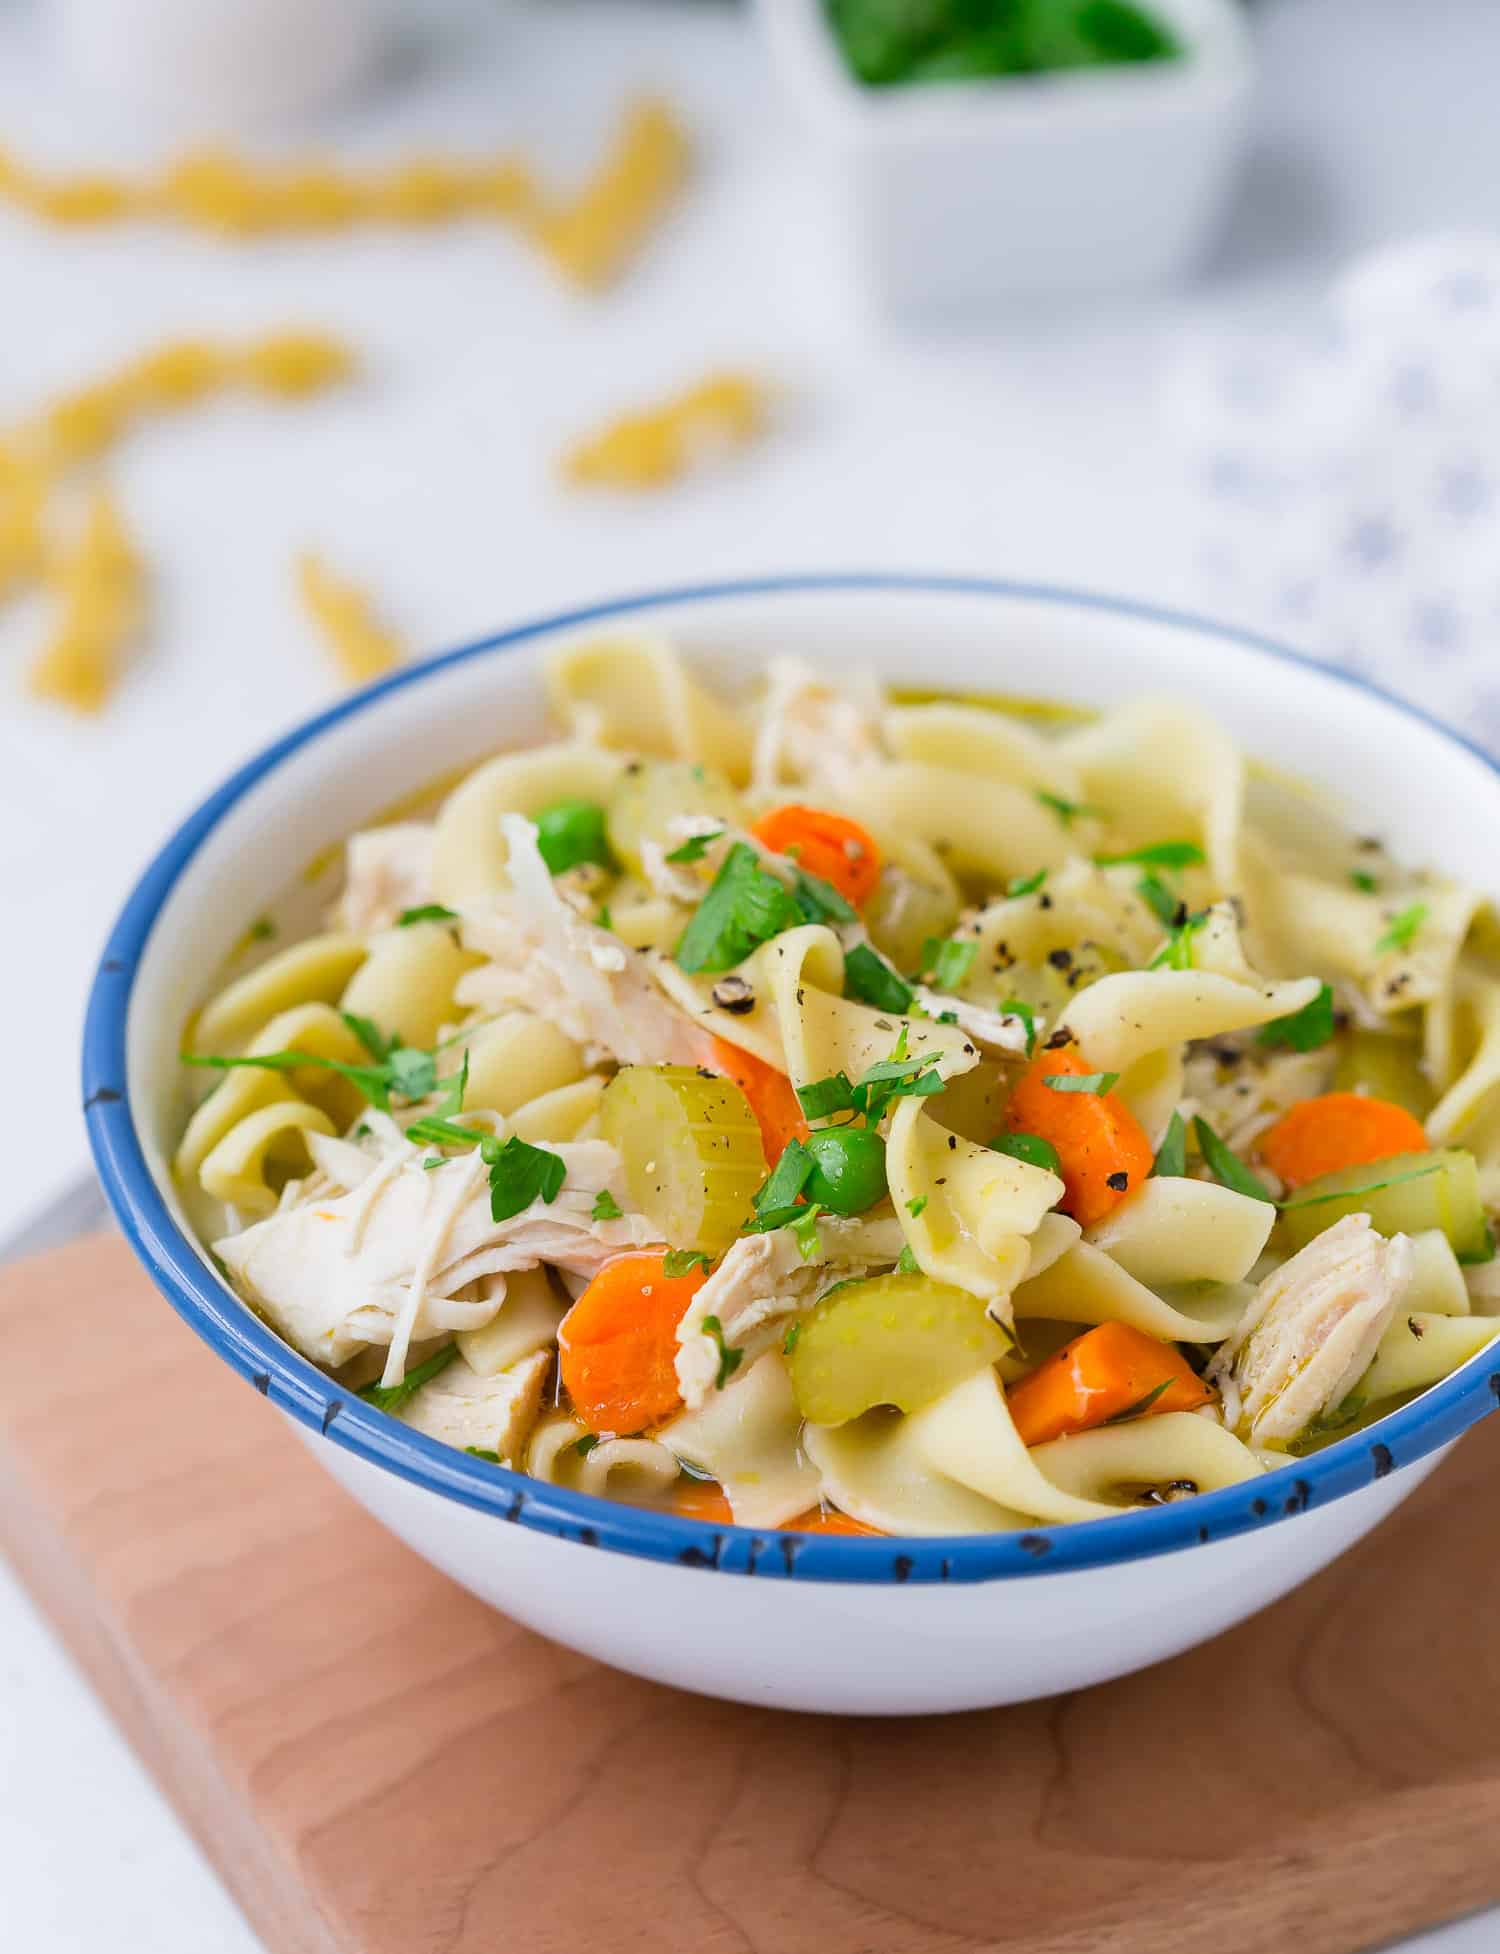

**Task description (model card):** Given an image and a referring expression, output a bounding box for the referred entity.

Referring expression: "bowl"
[758,0,1256,312]
[85,575,1500,1716]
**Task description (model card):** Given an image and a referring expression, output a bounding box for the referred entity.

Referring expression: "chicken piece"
[397,1347,550,1462]
[911,985,1031,1058]
[675,1214,905,1409]
[750,655,886,800]
[333,822,436,932]
[215,1134,652,1369]
[1208,1214,1414,1446]
[457,813,710,1068]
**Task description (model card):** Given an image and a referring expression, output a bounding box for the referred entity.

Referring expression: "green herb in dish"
[824,0,1179,92]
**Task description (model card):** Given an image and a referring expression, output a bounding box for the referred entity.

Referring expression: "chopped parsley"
[794,1031,947,1133]
[1042,1070,1120,1095]
[1001,997,1037,1056]
[591,1189,624,1221]
[1256,982,1335,1053]
[1148,908,1209,971]
[1137,873,1182,927]
[1035,790,1101,828]
[597,903,613,931]
[465,1446,501,1462]
[397,904,459,927]
[1278,1162,1442,1214]
[663,1248,713,1278]
[702,1314,744,1390]
[1150,1110,1187,1179]
[485,1136,568,1223]
[1375,902,1427,955]
[1094,840,1204,871]
[783,1321,802,1355]
[843,942,914,1014]
[918,936,977,990]
[675,841,800,974]
[796,1073,857,1122]
[791,867,857,926]
[791,1204,824,1259]
[906,1194,928,1218]
[988,1131,1062,1174]
[1006,869,1047,898]
[1350,869,1378,894]
[664,829,723,864]
[248,915,276,942]
[896,1243,920,1274]
[753,1137,817,1213]
[360,1342,459,1414]
[574,1433,601,1456]
[1192,1116,1274,1204]
[184,1009,463,1117]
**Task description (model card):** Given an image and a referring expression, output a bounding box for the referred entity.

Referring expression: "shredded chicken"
[1207,1214,1413,1446]
[457,813,711,1068]
[333,822,436,932]
[750,655,886,800]
[1180,1037,1338,1155]
[911,985,1032,1057]
[215,1130,651,1369]
[397,1347,550,1461]
[675,1215,905,1409]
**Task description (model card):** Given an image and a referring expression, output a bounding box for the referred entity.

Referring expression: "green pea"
[988,1131,1062,1174]
[803,1125,887,1216]
[533,798,613,876]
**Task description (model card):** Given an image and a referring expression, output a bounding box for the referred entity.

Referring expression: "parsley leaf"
[1042,1070,1120,1094]
[341,1010,391,1063]
[754,1137,816,1212]
[896,1244,920,1274]
[1137,873,1182,927]
[1036,790,1101,828]
[248,915,276,942]
[1104,1377,1175,1424]
[1192,1116,1275,1204]
[783,1321,802,1355]
[1006,869,1047,898]
[1375,902,1427,955]
[918,937,977,990]
[796,1072,856,1122]
[591,1189,624,1221]
[574,1433,601,1456]
[465,1446,500,1461]
[675,842,799,974]
[1094,841,1204,871]
[665,829,723,865]
[843,943,914,1014]
[988,1131,1062,1174]
[702,1314,744,1390]
[664,1248,713,1278]
[1151,1109,1187,1179]
[1278,1162,1442,1214]
[1257,983,1335,1053]
[486,1136,567,1222]
[790,867,856,926]
[790,1204,824,1259]
[404,1113,485,1149]
[851,1047,944,1123]
[360,1342,459,1414]
[1149,909,1208,971]
[397,904,459,927]
[1350,869,1378,894]
[1001,997,1037,1056]
[906,1194,928,1217]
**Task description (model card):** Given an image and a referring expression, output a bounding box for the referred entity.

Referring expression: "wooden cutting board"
[2,1232,1499,1954]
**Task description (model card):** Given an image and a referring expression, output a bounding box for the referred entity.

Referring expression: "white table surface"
[3,0,1498,1947]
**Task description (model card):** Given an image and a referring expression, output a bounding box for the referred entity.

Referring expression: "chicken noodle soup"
[176,641,1500,1535]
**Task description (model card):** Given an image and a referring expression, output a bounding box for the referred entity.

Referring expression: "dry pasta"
[297,553,404,688]
[562,372,766,490]
[26,486,142,713]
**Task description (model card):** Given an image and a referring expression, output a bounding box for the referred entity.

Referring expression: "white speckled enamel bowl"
[86,576,1500,1715]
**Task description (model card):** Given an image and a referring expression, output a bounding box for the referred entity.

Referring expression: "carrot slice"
[670,1479,734,1524]
[710,1035,809,1165]
[751,803,882,908]
[558,1250,708,1435]
[1260,1091,1430,1191]
[786,1507,885,1536]
[1002,1042,1153,1227]
[1006,1320,1211,1448]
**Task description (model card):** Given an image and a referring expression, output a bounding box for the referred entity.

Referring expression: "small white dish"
[86,576,1500,1716]
[759,0,1257,312]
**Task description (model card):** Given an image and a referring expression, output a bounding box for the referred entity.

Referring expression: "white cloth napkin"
[1169,234,1500,754]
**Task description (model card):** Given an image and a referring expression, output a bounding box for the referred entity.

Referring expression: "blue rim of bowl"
[84,573,1500,1585]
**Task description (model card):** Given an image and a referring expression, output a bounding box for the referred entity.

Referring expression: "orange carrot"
[1006,1320,1211,1448]
[670,1479,734,1524]
[1002,1042,1153,1227]
[558,1250,708,1435]
[1260,1091,1429,1190]
[751,803,882,908]
[786,1507,885,1536]
[711,1035,809,1165]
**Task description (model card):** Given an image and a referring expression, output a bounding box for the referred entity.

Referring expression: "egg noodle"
[174,640,1500,1535]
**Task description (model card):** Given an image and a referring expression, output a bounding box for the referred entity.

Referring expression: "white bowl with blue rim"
[85,575,1500,1716]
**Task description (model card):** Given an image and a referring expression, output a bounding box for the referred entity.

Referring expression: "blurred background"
[2,2,1499,1945]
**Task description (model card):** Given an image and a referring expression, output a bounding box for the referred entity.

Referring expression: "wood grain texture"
[2,1233,1498,1954]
